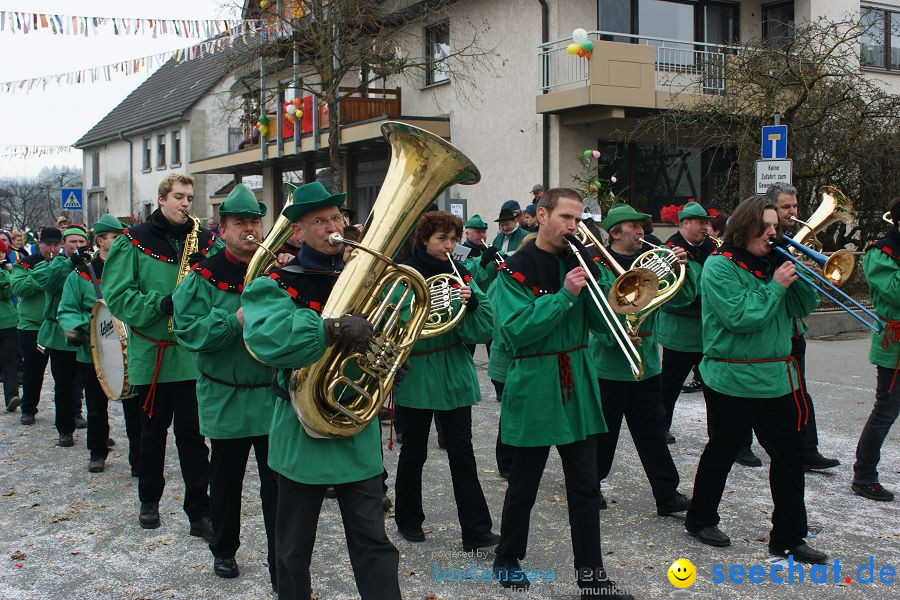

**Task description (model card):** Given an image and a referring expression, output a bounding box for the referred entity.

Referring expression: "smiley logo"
[667,558,696,588]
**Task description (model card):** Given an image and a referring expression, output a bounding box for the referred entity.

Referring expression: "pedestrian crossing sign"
[61,188,83,210]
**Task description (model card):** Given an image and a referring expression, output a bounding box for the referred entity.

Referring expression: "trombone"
[768,237,883,334]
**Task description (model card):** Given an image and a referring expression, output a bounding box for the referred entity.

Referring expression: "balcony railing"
[539,31,734,95]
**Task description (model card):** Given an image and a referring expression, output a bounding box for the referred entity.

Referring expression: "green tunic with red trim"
[35,256,77,352]
[487,278,513,384]
[10,253,46,331]
[863,231,900,372]
[0,268,16,330]
[492,241,608,447]
[172,250,274,439]
[101,210,221,385]
[657,233,715,353]
[241,248,383,485]
[56,257,105,364]
[698,245,819,399]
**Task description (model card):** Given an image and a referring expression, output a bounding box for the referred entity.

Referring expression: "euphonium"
[791,186,855,252]
[272,122,479,438]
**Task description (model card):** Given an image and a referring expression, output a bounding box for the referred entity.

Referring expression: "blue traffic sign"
[61,188,83,210]
[761,125,788,160]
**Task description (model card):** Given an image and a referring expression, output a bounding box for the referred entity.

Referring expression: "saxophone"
[168,212,201,333]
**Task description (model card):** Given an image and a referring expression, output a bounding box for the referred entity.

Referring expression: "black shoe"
[397,526,425,542]
[493,557,530,590]
[851,482,895,502]
[6,396,20,412]
[598,488,608,510]
[687,525,731,547]
[657,492,690,516]
[106,438,115,448]
[665,430,676,444]
[769,542,828,564]
[88,458,105,473]
[803,452,840,471]
[324,485,336,499]
[213,557,239,579]
[735,446,763,467]
[189,516,215,544]
[383,495,393,513]
[74,415,88,429]
[20,413,35,425]
[57,433,74,447]
[681,379,702,393]
[462,531,501,552]
[139,502,160,529]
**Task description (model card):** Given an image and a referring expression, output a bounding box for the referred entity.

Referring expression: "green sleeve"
[56,271,90,335]
[32,256,74,294]
[101,234,166,328]
[11,263,43,298]
[0,269,11,300]
[242,276,329,368]
[784,277,820,320]
[658,262,699,312]
[454,280,493,344]
[495,271,581,350]
[864,250,900,310]
[173,272,241,352]
[701,258,788,334]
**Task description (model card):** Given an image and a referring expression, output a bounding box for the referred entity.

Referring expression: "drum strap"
[85,262,103,300]
[131,328,176,418]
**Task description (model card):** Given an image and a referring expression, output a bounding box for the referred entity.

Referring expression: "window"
[763,2,795,48]
[861,7,900,70]
[425,22,450,86]
[142,138,151,171]
[171,130,181,165]
[598,1,739,46]
[228,127,243,152]
[157,134,166,168]
[91,151,100,187]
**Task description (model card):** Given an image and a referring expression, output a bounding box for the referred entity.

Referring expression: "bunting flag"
[0,144,74,159]
[0,11,246,38]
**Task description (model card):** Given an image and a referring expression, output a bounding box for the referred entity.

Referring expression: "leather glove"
[160,295,175,316]
[479,245,500,267]
[70,247,92,266]
[323,315,373,348]
[65,329,87,347]
[394,361,411,385]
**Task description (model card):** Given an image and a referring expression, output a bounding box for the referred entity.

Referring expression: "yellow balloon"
[296,109,303,117]
[566,43,580,55]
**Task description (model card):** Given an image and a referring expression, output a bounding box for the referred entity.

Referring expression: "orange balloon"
[292,97,301,107]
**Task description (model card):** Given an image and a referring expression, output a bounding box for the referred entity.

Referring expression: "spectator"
[0,239,20,412]
[531,184,544,205]
[9,231,29,264]
[492,203,527,255]
[523,204,538,232]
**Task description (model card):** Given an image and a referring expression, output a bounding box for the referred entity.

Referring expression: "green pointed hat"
[218,184,268,217]
[677,201,711,221]
[92,214,126,235]
[464,214,488,230]
[600,203,652,232]
[282,181,347,222]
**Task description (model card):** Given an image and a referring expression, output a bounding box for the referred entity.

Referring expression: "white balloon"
[572,28,588,43]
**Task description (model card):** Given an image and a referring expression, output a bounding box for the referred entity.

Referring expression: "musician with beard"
[242,181,400,600]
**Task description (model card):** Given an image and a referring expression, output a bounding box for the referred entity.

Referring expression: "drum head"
[90,300,129,400]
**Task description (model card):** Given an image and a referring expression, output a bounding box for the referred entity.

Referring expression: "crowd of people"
[0,171,897,600]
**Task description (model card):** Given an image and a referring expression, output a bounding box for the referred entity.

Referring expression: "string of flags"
[0,145,74,159]
[0,11,244,39]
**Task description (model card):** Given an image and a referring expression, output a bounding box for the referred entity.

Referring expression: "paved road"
[0,333,897,599]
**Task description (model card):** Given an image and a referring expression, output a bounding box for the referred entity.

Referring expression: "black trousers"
[394,405,493,545]
[48,349,77,435]
[18,329,48,416]
[122,396,142,472]
[660,347,703,430]
[596,376,680,504]
[275,473,400,600]
[496,437,605,589]
[493,379,514,476]
[79,362,109,460]
[853,365,900,484]
[135,380,210,521]
[686,385,808,550]
[465,339,492,358]
[1,327,19,405]
[209,436,278,582]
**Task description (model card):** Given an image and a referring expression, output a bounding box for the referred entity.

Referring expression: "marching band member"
[852,197,900,502]
[57,215,139,474]
[392,212,500,552]
[491,188,632,599]
[492,201,528,255]
[172,185,278,583]
[658,202,716,443]
[102,174,221,539]
[460,214,501,291]
[590,204,692,515]
[10,227,61,423]
[241,182,400,600]
[685,195,828,564]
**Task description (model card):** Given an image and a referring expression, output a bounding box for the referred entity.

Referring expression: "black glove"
[564,234,602,279]
[70,247,92,266]
[160,295,174,316]
[65,329,87,347]
[479,245,500,267]
[394,361,411,385]
[464,289,479,313]
[188,251,205,267]
[323,315,373,348]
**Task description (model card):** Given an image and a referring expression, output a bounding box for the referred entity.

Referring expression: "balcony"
[537,31,732,116]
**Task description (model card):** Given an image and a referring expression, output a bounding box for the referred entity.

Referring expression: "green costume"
[486,278,513,384]
[698,249,819,398]
[656,233,716,353]
[34,256,77,351]
[56,262,101,364]
[863,235,900,370]
[0,269,16,329]
[10,254,46,331]
[491,227,528,255]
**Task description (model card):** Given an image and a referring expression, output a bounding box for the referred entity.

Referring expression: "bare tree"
[0,166,82,230]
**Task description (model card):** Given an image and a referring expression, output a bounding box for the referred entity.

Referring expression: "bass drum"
[90,300,135,400]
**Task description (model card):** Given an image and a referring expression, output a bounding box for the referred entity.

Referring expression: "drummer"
[58,215,141,474]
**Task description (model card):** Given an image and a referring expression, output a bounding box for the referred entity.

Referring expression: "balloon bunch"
[566,28,594,59]
[573,149,619,213]
[283,97,303,121]
[255,115,269,137]
[259,1,269,9]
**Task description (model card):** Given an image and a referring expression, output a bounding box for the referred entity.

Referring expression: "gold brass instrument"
[884,211,895,225]
[244,122,480,438]
[169,212,201,333]
[708,234,724,247]
[790,186,855,252]
[419,253,467,338]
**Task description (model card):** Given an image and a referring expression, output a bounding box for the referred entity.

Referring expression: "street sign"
[755,160,792,194]
[61,188,83,210]
[761,125,788,159]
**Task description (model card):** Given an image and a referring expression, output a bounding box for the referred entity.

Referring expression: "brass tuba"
[791,186,855,252]
[250,122,480,438]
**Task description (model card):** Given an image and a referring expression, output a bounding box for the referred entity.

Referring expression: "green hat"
[282,181,347,222]
[92,214,126,235]
[62,226,88,240]
[678,201,711,221]
[600,203,652,232]
[218,184,268,218]
[464,214,488,230]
